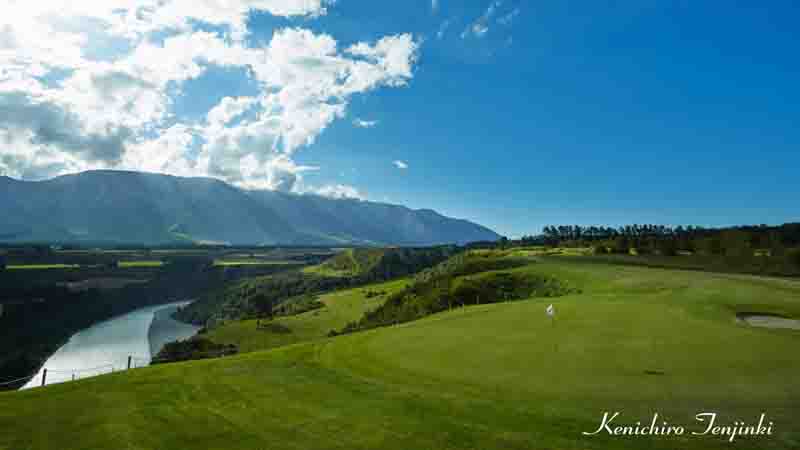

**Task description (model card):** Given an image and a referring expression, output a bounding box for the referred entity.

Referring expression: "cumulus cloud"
[393,160,408,170]
[0,1,333,42]
[353,118,378,128]
[0,91,131,165]
[0,1,420,196]
[207,96,257,129]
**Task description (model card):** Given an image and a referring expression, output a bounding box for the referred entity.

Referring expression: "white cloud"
[393,160,408,169]
[0,1,420,197]
[207,96,257,129]
[137,0,333,38]
[123,123,198,176]
[0,1,334,42]
[353,118,378,128]
[462,1,502,39]
[314,184,364,200]
[346,34,419,88]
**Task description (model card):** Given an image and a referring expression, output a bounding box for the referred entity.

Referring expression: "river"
[22,302,200,389]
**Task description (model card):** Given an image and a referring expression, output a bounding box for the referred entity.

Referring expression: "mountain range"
[0,171,500,246]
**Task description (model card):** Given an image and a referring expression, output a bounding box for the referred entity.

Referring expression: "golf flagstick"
[546,304,557,353]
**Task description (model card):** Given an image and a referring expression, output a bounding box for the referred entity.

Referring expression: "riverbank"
[149,303,202,358]
[0,261,232,390]
[22,302,199,389]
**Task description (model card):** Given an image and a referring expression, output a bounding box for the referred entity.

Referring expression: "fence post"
[41,369,47,387]
[72,374,75,381]
[127,356,132,370]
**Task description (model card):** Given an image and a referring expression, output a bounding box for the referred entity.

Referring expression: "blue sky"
[2,1,799,237]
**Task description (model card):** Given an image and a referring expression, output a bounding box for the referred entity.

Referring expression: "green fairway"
[207,278,409,353]
[2,259,798,450]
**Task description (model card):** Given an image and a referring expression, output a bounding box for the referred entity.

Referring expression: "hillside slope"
[0,171,500,245]
[1,259,799,450]
[176,247,459,325]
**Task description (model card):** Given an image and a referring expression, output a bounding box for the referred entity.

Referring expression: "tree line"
[503,223,800,258]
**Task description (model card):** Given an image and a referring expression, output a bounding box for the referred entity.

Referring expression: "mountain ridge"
[0,170,501,246]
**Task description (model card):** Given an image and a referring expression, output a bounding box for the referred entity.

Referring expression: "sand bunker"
[737,313,800,330]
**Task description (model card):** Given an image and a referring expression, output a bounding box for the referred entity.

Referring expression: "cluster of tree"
[364,290,387,299]
[332,253,575,335]
[317,246,461,278]
[261,294,325,318]
[479,223,800,259]
[256,321,292,334]
[152,336,237,364]
[0,246,118,266]
[176,270,345,325]
[176,246,461,326]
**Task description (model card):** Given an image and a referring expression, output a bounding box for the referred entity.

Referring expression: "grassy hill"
[206,278,409,353]
[2,258,799,450]
[302,248,385,277]
[303,247,461,279]
[177,247,458,325]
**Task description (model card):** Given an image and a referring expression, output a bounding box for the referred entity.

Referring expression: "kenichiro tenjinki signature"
[583,412,774,443]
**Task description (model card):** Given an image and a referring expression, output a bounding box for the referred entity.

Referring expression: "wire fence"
[0,374,37,387]
[1,349,236,390]
[0,355,153,390]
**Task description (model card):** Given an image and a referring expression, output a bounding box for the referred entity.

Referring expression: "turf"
[206,278,409,353]
[1,259,799,450]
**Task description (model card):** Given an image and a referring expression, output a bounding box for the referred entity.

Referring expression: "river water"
[22,302,200,389]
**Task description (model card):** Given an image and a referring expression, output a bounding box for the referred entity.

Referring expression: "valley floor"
[1,259,799,450]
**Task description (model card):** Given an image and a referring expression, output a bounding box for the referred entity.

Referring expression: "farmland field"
[6,264,81,270]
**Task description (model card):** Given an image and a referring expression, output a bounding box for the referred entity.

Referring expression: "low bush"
[334,254,576,335]
[152,336,237,364]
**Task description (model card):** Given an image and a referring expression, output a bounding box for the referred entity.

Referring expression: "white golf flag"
[546,304,555,317]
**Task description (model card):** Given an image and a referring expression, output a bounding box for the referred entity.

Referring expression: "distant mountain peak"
[0,170,501,246]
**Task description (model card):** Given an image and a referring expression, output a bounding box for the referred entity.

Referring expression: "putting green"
[1,259,798,450]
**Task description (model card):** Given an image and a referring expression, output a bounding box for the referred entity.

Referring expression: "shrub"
[788,248,800,267]
[335,256,576,335]
[257,321,292,334]
[273,294,324,317]
[152,336,237,364]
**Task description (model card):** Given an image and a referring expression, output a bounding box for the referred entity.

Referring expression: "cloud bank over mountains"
[0,0,419,197]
